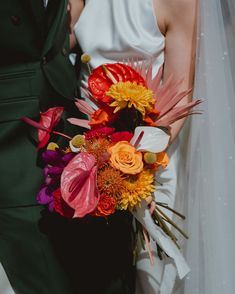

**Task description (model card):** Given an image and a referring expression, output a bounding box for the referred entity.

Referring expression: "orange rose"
[94,194,116,217]
[109,141,143,175]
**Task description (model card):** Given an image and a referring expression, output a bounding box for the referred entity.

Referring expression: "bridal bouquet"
[22,57,201,275]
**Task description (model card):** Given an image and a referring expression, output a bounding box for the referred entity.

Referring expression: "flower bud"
[81,53,91,64]
[47,142,59,150]
[69,135,85,153]
[144,152,157,164]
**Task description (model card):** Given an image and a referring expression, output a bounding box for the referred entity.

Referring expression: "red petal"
[53,188,75,218]
[88,66,112,101]
[88,63,146,103]
[114,63,131,81]
[38,133,50,149]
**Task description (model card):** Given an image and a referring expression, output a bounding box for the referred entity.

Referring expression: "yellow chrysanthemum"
[117,170,155,210]
[107,81,155,117]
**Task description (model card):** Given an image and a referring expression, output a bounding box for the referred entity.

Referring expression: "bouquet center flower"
[107,81,154,117]
[109,141,143,175]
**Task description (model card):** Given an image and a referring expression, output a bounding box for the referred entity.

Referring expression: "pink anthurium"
[60,152,100,218]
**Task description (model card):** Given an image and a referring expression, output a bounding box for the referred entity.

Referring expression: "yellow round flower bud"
[81,53,91,64]
[71,135,85,148]
[47,142,59,151]
[144,152,157,164]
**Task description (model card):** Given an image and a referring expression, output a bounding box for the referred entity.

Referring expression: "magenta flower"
[37,149,75,211]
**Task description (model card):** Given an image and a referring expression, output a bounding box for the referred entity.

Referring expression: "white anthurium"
[130,126,170,153]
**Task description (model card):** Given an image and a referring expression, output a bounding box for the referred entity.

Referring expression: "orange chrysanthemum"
[97,165,125,197]
[84,138,110,164]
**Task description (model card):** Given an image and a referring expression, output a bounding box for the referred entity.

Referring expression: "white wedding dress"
[74,0,183,293]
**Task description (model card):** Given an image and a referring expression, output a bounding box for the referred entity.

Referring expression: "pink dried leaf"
[75,99,95,116]
[157,112,201,127]
[81,87,103,108]
[67,118,91,129]
[155,78,183,109]
[148,65,163,91]
[156,100,202,126]
[157,89,192,118]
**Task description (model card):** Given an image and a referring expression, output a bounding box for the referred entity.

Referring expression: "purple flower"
[42,150,63,166]
[37,186,53,205]
[38,150,76,211]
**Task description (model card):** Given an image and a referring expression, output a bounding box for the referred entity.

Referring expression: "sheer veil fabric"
[175,0,235,293]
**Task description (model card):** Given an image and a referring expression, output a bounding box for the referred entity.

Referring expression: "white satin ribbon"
[133,200,190,281]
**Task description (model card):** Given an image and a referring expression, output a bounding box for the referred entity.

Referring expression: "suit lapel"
[24,0,46,31]
[21,0,68,59]
[42,0,68,56]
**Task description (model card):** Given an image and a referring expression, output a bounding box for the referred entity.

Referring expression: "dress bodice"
[74,0,165,78]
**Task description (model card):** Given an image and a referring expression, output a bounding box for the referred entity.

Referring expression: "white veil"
[176,0,235,293]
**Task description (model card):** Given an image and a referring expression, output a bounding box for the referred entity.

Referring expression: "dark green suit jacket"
[0,0,78,207]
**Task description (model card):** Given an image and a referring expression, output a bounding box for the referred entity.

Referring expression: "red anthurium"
[88,63,146,103]
[38,107,64,149]
[21,107,68,149]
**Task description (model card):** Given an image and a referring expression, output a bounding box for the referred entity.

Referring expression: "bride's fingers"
[145,196,153,204]
[150,201,156,215]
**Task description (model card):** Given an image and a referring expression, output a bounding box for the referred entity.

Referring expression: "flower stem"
[142,227,154,265]
[52,131,72,140]
[155,206,189,239]
[153,210,179,248]
[22,117,72,140]
[21,117,48,131]
[155,202,186,219]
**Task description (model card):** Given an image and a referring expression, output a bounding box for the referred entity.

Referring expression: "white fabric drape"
[175,0,235,293]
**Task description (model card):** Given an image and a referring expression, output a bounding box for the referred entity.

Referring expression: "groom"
[0,1,80,293]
